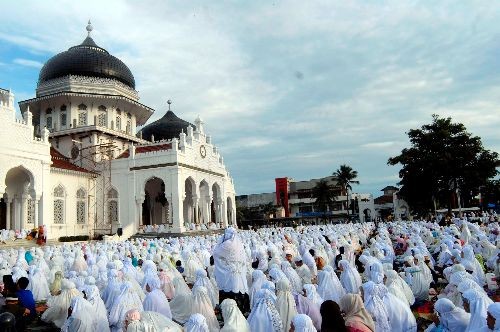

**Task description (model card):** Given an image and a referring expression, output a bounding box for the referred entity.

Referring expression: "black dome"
[140,110,193,141]
[38,36,135,89]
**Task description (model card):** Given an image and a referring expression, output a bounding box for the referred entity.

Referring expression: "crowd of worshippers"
[0,218,499,332]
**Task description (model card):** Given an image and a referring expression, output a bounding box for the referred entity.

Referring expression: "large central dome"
[38,28,135,89]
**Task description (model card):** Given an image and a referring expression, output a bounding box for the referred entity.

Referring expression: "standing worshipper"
[213,227,249,312]
[339,294,375,332]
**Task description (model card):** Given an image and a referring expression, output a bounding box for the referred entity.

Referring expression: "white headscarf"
[362,281,390,332]
[185,313,210,332]
[339,259,362,294]
[463,288,493,332]
[385,270,414,307]
[41,279,82,328]
[169,277,193,324]
[143,276,172,319]
[434,298,470,332]
[249,270,267,308]
[61,296,95,332]
[220,298,250,332]
[213,228,248,294]
[276,278,298,332]
[292,314,317,332]
[247,289,284,332]
[317,266,345,302]
[108,282,144,330]
[190,285,219,332]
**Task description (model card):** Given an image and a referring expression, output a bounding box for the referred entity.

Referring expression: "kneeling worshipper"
[220,298,250,332]
[339,294,376,332]
[83,279,109,331]
[429,298,469,332]
[143,276,172,319]
[248,288,284,332]
[185,313,210,332]
[124,309,182,332]
[41,279,82,328]
[27,266,50,302]
[213,227,249,312]
[291,314,317,332]
[60,296,97,332]
[384,270,415,307]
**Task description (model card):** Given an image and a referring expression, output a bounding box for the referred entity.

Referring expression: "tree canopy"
[312,179,335,213]
[388,115,499,214]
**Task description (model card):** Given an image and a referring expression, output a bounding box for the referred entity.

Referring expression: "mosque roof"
[38,22,135,89]
[50,148,94,174]
[139,110,193,142]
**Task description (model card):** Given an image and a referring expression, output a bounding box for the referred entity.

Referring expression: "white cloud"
[13,58,43,68]
[0,0,499,196]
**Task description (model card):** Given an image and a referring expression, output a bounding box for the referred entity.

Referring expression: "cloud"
[13,58,43,68]
[0,0,499,197]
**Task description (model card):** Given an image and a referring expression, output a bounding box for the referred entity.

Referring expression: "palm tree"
[334,164,360,218]
[312,179,335,221]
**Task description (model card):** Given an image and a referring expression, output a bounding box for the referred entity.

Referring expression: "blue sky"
[1,0,499,197]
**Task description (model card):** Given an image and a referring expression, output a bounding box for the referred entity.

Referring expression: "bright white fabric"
[463,288,493,332]
[41,279,82,328]
[185,313,210,332]
[434,298,470,332]
[169,277,192,324]
[292,314,317,332]
[339,259,362,294]
[213,228,248,294]
[276,278,298,332]
[143,277,172,319]
[190,285,219,332]
[220,298,250,332]
[60,296,95,332]
[247,289,284,332]
[317,266,345,303]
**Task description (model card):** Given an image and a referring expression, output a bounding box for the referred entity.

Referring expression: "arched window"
[107,188,118,224]
[27,199,34,224]
[97,105,107,127]
[54,185,65,224]
[116,116,122,131]
[46,108,53,129]
[60,105,67,127]
[76,188,86,224]
[126,113,132,134]
[78,104,87,126]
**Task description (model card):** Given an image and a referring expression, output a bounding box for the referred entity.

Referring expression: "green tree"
[334,164,360,216]
[312,179,335,219]
[388,115,499,215]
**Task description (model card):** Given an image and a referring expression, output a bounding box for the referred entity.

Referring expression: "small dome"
[38,35,135,89]
[140,110,193,141]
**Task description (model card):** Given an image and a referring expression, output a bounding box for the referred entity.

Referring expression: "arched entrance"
[2,166,35,230]
[183,177,196,227]
[227,197,233,225]
[142,177,169,226]
[211,183,221,226]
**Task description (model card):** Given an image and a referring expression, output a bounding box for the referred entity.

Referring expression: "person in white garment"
[220,298,250,332]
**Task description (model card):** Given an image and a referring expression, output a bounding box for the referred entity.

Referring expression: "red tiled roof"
[117,143,172,159]
[374,195,393,205]
[50,148,93,174]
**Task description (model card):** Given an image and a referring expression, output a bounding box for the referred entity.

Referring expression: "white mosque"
[0,22,237,239]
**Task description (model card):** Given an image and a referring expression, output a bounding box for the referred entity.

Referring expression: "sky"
[0,0,499,197]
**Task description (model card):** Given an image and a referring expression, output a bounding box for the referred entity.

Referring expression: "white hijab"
[339,259,362,294]
[247,289,284,332]
[169,277,193,324]
[434,298,470,332]
[191,285,219,332]
[220,298,250,332]
[61,296,95,332]
[292,314,317,332]
[385,270,414,307]
[317,266,345,303]
[185,313,210,332]
[143,276,172,319]
[463,288,493,332]
[276,278,298,332]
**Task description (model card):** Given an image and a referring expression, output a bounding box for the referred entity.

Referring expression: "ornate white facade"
[0,26,236,239]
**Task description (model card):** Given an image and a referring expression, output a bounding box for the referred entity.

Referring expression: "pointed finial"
[167,99,172,111]
[86,20,93,36]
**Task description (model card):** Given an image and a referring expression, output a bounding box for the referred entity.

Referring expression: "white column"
[14,197,21,230]
[20,194,28,230]
[136,196,144,231]
[193,195,199,224]
[170,171,185,233]
[5,199,11,230]
[34,198,39,228]
[222,199,228,228]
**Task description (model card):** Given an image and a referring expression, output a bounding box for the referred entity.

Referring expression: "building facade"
[0,24,236,239]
